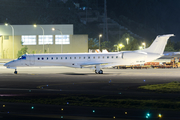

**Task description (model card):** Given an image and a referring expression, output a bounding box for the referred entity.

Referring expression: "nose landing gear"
[14,69,18,74]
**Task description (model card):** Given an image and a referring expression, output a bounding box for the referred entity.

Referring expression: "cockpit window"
[18,55,26,60]
[22,56,26,59]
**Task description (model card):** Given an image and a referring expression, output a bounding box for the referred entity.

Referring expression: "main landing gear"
[95,65,103,74]
[95,70,103,74]
[14,69,18,74]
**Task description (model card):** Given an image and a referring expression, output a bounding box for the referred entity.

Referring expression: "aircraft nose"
[4,61,13,67]
[4,63,8,66]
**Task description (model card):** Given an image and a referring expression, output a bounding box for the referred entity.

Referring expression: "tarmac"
[1,63,180,119]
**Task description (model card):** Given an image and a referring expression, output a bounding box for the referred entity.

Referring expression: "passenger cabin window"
[61,57,63,59]
[103,56,104,59]
[98,56,100,59]
[51,57,53,60]
[79,57,81,59]
[74,57,76,59]
[107,56,109,59]
[65,57,67,59]
[47,57,48,60]
[38,58,40,60]
[116,56,118,58]
[70,57,72,59]
[42,57,44,60]
[112,56,113,58]
[93,57,95,59]
[88,57,90,59]
[84,57,86,59]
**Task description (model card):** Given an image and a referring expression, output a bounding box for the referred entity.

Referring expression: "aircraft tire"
[14,71,18,74]
[99,70,103,74]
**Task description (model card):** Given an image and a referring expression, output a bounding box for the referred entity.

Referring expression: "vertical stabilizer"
[141,34,174,54]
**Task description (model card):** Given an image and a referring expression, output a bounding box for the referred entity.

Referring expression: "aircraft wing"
[80,62,120,69]
[80,62,120,68]
[80,62,109,66]
[101,63,120,68]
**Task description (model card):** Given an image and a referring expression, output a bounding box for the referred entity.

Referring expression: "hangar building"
[0,24,88,59]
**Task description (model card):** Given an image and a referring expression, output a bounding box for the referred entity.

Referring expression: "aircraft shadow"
[61,73,87,75]
[60,73,113,75]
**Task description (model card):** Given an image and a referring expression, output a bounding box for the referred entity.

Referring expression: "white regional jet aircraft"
[4,34,174,74]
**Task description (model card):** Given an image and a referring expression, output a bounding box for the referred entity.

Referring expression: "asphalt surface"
[1,65,180,119]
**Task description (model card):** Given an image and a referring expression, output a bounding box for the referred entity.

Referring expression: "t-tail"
[141,34,174,55]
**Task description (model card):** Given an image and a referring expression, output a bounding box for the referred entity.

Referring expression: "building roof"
[0,24,73,36]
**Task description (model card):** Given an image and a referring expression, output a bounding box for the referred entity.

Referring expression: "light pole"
[99,34,102,50]
[34,24,45,53]
[5,23,14,58]
[142,42,146,49]
[126,38,129,45]
[52,28,63,53]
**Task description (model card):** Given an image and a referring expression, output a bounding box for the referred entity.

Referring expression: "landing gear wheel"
[14,69,18,74]
[99,70,103,74]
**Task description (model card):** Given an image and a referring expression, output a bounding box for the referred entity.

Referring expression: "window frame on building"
[38,35,53,45]
[55,35,70,44]
[21,35,36,45]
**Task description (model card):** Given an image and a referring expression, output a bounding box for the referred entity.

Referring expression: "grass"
[138,81,180,93]
[0,95,180,110]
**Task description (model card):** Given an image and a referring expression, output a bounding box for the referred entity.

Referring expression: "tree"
[116,33,141,51]
[165,39,175,51]
[101,41,112,51]
[17,46,28,58]
[165,46,174,52]
[88,38,98,49]
[118,33,134,45]
[173,41,180,51]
